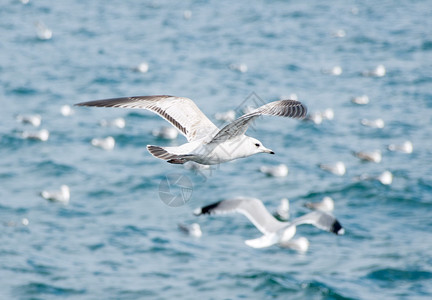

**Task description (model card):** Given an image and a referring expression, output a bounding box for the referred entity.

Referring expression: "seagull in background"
[76,95,307,165]
[305,196,334,213]
[194,197,344,249]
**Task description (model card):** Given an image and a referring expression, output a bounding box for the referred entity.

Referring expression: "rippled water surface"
[1,0,432,299]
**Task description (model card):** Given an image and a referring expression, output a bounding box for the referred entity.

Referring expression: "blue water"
[1,0,432,299]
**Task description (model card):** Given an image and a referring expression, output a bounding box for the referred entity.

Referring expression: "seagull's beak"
[263,147,275,155]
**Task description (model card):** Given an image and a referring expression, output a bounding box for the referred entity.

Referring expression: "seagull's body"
[319,161,346,176]
[21,129,49,141]
[352,150,382,163]
[41,185,70,204]
[259,164,289,177]
[76,95,307,165]
[305,196,334,212]
[91,136,115,150]
[16,114,42,127]
[194,197,344,249]
[178,223,202,238]
[388,141,413,154]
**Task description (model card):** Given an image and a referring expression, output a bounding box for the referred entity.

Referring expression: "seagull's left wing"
[209,100,307,143]
[75,95,218,142]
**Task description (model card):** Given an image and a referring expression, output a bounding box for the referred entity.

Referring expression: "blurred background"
[1,0,432,299]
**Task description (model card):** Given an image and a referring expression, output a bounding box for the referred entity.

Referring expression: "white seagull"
[41,185,70,204]
[178,223,202,238]
[274,198,290,221]
[259,164,289,177]
[194,197,344,249]
[305,196,334,212]
[319,161,346,176]
[388,141,413,154]
[352,150,382,163]
[76,95,307,165]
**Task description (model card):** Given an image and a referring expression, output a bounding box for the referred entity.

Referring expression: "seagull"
[76,95,307,165]
[259,164,289,177]
[91,136,115,150]
[319,161,346,176]
[351,95,369,105]
[305,196,334,212]
[274,198,290,221]
[178,223,202,238]
[40,185,70,204]
[34,21,52,40]
[16,114,41,127]
[214,110,236,123]
[355,170,393,185]
[100,117,126,129]
[361,118,385,128]
[194,197,344,249]
[60,105,74,116]
[388,141,413,154]
[362,64,386,77]
[352,150,382,163]
[152,126,179,140]
[21,129,49,141]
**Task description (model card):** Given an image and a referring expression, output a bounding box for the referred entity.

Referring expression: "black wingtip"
[331,220,345,235]
[194,201,222,216]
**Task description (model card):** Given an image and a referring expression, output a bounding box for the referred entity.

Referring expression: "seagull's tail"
[147,145,191,164]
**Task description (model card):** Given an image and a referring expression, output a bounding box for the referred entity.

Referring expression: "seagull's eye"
[255,143,260,147]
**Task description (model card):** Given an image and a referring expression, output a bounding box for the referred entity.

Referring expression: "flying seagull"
[194,197,344,248]
[75,95,306,165]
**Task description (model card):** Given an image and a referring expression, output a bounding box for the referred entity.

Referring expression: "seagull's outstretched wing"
[194,197,286,234]
[291,211,345,235]
[75,95,218,142]
[209,100,307,143]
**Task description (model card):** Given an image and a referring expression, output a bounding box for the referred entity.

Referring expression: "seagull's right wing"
[194,197,285,234]
[209,100,307,143]
[291,211,345,235]
[75,95,218,142]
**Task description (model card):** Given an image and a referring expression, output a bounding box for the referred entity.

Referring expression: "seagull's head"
[248,137,275,155]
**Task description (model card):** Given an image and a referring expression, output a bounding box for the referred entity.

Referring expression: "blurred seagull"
[305,196,334,212]
[259,164,289,177]
[305,112,323,125]
[362,64,386,77]
[356,170,393,185]
[41,185,70,204]
[361,118,385,128]
[321,108,334,120]
[60,105,74,116]
[178,223,202,238]
[194,197,344,249]
[21,129,49,141]
[100,117,126,129]
[16,114,41,127]
[76,95,307,165]
[229,63,248,73]
[34,21,52,40]
[152,126,179,140]
[133,62,149,73]
[352,150,382,163]
[319,161,346,176]
[183,10,192,20]
[91,136,115,150]
[388,141,413,154]
[214,110,236,123]
[274,198,290,221]
[352,95,369,105]
[332,29,346,38]
[281,236,309,252]
[322,66,342,76]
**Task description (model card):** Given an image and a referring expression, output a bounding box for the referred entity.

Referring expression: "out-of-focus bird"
[152,126,179,140]
[352,150,382,163]
[178,223,202,238]
[91,136,115,150]
[16,114,41,127]
[100,117,126,129]
[361,118,385,128]
[388,141,413,154]
[21,129,49,141]
[259,164,289,177]
[352,95,369,105]
[305,196,334,212]
[41,185,70,204]
[319,161,346,176]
